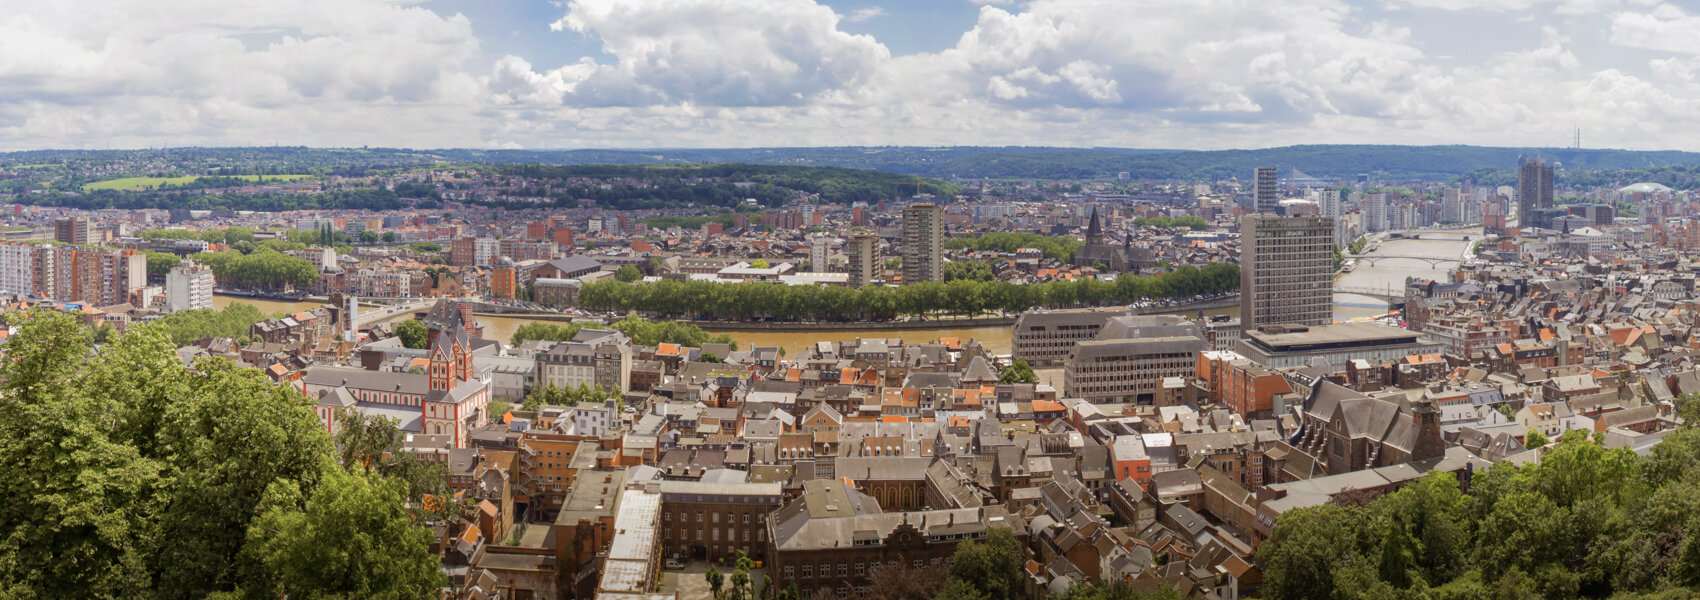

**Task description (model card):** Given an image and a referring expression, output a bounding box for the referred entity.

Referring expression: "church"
[304,300,493,448]
[1073,207,1155,273]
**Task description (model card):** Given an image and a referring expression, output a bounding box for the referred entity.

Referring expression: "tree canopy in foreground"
[0,309,446,599]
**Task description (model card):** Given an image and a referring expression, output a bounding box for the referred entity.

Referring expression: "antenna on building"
[1574,127,1581,150]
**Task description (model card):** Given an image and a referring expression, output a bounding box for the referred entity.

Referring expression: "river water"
[1333,228,1478,321]
[213,232,1466,356]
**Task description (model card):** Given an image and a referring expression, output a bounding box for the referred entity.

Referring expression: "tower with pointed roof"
[1086,207,1105,247]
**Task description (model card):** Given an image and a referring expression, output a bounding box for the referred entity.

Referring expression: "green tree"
[1525,429,1550,450]
[999,359,1038,384]
[0,310,162,599]
[145,250,182,280]
[238,458,447,599]
[616,264,643,282]
[382,231,397,243]
[1259,504,1360,600]
[706,564,725,599]
[358,230,380,244]
[396,319,429,349]
[750,258,771,269]
[947,527,1026,600]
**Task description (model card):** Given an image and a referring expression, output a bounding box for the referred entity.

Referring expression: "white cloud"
[846,7,887,22]
[4,0,1700,151]
[540,0,889,107]
[1611,3,1700,54]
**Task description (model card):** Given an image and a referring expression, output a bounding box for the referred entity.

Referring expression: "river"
[213,232,1462,358]
[1333,228,1478,321]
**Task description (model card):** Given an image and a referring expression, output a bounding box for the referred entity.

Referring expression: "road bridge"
[1346,255,1464,268]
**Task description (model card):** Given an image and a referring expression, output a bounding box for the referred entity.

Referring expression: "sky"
[3,0,1700,151]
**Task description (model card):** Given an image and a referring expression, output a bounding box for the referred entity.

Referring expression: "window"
[802,565,813,578]
[838,563,847,577]
[786,566,794,579]
[855,562,865,576]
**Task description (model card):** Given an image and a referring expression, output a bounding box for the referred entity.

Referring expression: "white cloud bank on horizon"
[2,0,1700,151]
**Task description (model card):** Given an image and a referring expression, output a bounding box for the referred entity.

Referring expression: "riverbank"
[691,316,1017,332]
[1132,294,1238,315]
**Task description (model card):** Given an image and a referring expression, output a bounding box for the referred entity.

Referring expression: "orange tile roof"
[1032,400,1065,413]
[656,343,680,356]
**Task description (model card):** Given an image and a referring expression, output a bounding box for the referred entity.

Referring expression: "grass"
[82,174,314,191]
[83,176,200,191]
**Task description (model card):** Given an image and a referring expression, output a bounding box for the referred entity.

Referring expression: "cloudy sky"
[3,0,1698,151]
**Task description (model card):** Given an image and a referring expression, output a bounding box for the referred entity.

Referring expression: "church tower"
[1086,207,1106,247]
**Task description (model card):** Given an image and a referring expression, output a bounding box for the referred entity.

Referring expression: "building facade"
[844,231,880,289]
[1517,157,1555,227]
[900,203,943,285]
[165,259,215,312]
[1240,214,1334,330]
[1253,166,1279,213]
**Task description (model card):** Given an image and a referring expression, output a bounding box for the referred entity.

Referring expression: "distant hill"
[9,145,1700,184]
[437,145,1700,182]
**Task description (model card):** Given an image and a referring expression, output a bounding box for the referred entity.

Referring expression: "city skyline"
[6,0,1700,151]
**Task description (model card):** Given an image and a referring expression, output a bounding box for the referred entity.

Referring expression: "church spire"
[1086,207,1104,245]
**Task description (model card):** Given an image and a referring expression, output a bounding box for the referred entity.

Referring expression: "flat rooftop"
[1243,323,1423,352]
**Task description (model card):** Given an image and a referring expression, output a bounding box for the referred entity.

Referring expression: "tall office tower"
[1517,157,1554,226]
[1441,186,1463,223]
[54,216,91,245]
[1253,166,1280,213]
[1365,193,1388,232]
[1240,214,1335,330]
[165,259,215,312]
[844,231,880,288]
[900,203,944,285]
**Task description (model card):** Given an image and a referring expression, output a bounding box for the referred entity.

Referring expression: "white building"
[572,400,619,437]
[808,235,835,271]
[0,243,35,295]
[165,259,215,312]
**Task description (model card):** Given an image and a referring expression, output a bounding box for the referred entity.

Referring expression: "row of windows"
[784,558,947,580]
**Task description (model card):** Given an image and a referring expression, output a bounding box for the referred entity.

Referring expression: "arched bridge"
[1346,255,1463,268]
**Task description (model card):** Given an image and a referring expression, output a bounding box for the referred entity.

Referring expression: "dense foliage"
[999,359,1037,384]
[150,302,274,346]
[495,163,960,207]
[944,260,997,282]
[577,264,1238,321]
[642,213,747,229]
[191,249,319,290]
[139,227,255,245]
[946,233,1084,263]
[0,309,444,598]
[1259,427,1700,599]
[522,382,623,412]
[508,315,736,350]
[15,187,417,212]
[395,319,429,349]
[1130,215,1210,230]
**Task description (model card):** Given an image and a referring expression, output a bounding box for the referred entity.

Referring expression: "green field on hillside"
[82,174,313,191]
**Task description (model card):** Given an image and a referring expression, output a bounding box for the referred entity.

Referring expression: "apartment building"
[165,259,215,312]
[55,216,91,245]
[0,243,35,295]
[900,203,943,285]
[844,231,880,289]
